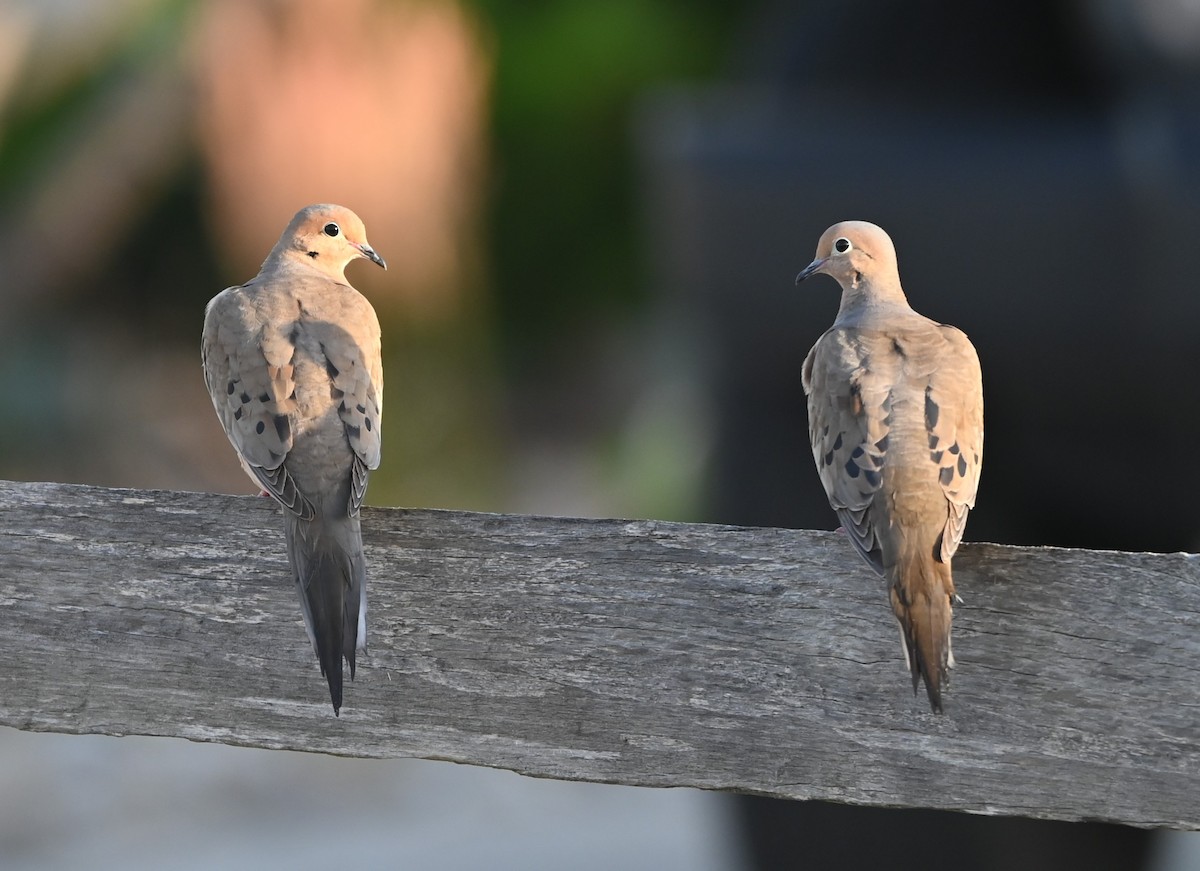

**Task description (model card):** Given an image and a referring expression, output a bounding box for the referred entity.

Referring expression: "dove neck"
[834,278,911,325]
[261,246,348,283]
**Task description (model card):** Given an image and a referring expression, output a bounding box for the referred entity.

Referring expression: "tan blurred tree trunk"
[193,0,490,316]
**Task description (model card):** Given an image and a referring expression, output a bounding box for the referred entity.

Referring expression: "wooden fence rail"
[1,480,1196,829]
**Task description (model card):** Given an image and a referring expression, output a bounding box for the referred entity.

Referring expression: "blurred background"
[1,0,1198,868]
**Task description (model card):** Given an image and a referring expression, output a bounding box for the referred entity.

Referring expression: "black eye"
[323,222,340,237]
[834,237,852,253]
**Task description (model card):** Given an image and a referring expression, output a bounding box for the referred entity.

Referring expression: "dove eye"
[834,237,852,253]
[323,223,340,237]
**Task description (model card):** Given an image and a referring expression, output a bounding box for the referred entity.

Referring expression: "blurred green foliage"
[474,0,743,369]
[0,0,190,198]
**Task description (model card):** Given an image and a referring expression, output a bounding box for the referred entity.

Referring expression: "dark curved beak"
[795,257,826,284]
[356,243,387,270]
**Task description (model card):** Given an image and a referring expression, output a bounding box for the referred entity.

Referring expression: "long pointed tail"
[889,548,954,713]
[284,513,366,714]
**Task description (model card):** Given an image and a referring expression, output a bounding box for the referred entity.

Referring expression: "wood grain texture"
[1,480,1197,829]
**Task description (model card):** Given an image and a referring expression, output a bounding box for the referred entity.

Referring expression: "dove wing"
[306,289,383,516]
[202,284,314,519]
[802,326,893,575]
[925,324,983,560]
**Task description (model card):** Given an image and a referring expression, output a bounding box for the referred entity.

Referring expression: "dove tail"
[284,513,367,715]
[889,548,954,713]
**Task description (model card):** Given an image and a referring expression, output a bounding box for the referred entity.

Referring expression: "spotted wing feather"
[202,285,315,519]
[926,324,984,560]
[313,299,383,516]
[802,327,892,575]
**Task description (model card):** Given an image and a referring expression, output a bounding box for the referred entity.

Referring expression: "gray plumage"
[202,203,385,714]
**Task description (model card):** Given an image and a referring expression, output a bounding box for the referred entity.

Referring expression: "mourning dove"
[796,221,983,713]
[202,204,386,714]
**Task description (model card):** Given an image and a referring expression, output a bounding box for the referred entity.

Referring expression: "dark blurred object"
[739,798,1150,871]
[635,0,1198,867]
[743,0,1093,104]
[1078,0,1200,84]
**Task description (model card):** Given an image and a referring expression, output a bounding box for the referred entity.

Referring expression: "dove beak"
[795,257,827,284]
[354,243,387,270]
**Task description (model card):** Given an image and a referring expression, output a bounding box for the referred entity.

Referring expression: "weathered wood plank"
[0,480,1196,829]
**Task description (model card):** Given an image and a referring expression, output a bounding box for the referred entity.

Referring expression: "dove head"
[273,204,387,278]
[795,221,905,303]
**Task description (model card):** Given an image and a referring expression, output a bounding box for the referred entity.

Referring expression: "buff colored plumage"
[797,221,982,712]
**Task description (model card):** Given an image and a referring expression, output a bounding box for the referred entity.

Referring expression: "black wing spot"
[258,392,271,403]
[345,424,361,441]
[364,417,373,432]
[939,466,954,486]
[930,450,943,464]
[823,450,833,466]
[875,435,889,452]
[226,381,235,395]
[862,469,880,487]
[233,407,243,421]
[330,385,345,400]
[356,403,366,414]
[240,392,251,404]
[832,432,843,451]
[274,414,291,443]
[325,358,340,380]
[957,455,968,477]
[948,442,960,455]
[255,420,266,435]
[891,337,906,358]
[845,459,861,479]
[850,445,864,460]
[925,387,940,430]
